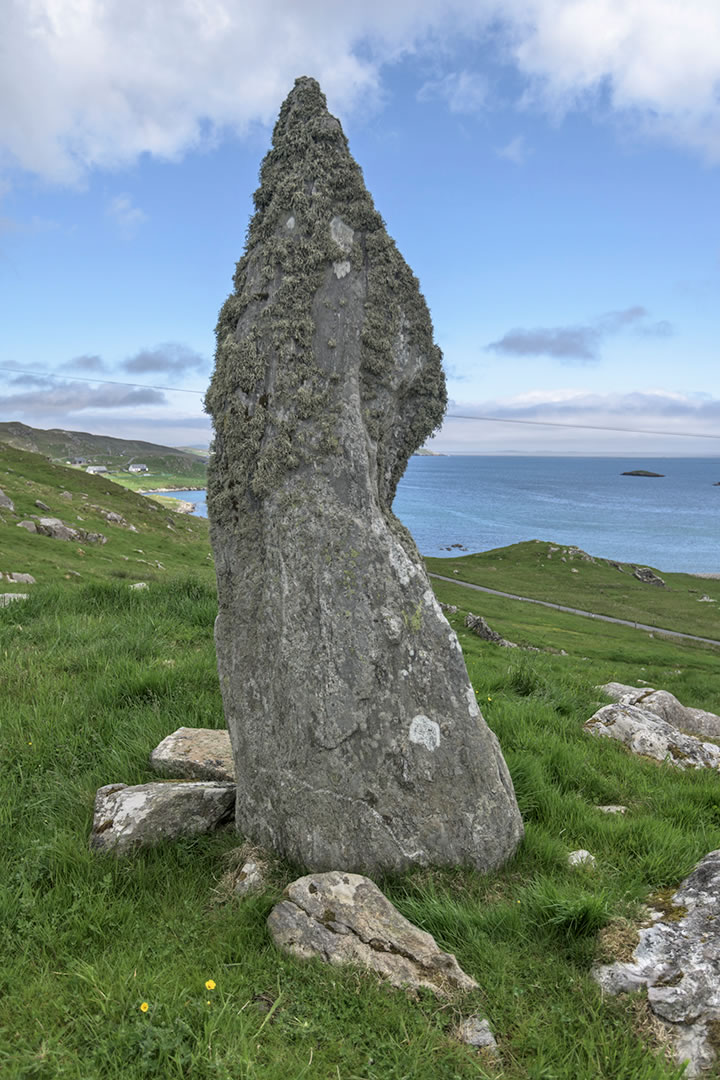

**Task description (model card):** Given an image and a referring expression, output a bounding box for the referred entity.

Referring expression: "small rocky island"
[621,469,664,477]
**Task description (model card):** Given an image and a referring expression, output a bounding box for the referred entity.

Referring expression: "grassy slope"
[426,540,720,640]
[0,444,213,589]
[0,422,208,474]
[2,453,719,1078]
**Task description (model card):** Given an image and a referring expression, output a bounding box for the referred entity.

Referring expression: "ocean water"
[167,455,720,573]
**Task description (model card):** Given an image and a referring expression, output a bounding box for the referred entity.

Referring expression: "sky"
[1,0,719,456]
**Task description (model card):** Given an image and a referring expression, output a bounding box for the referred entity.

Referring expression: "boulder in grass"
[593,850,720,1077]
[0,488,14,511]
[5,572,35,584]
[267,871,477,997]
[150,727,235,782]
[632,566,665,586]
[585,704,720,771]
[0,593,29,607]
[89,781,235,855]
[600,684,720,739]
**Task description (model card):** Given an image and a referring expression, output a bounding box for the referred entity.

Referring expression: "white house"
[128,464,148,473]
[86,465,107,474]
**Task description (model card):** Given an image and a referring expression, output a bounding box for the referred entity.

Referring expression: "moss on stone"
[206,76,447,528]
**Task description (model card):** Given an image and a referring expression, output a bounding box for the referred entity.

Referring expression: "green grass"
[0,445,213,589]
[2,448,719,1076]
[110,471,206,494]
[426,540,720,640]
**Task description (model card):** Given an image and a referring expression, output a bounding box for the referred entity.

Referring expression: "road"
[428,573,720,648]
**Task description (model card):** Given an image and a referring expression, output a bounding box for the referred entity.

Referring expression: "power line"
[0,365,718,440]
[0,366,204,395]
[445,413,720,440]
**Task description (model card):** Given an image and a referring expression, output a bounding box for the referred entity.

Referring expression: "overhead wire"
[0,366,718,440]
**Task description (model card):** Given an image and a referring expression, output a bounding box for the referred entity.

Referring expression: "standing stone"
[205,77,523,874]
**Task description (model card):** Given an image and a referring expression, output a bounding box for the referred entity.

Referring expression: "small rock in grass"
[455,1015,498,1051]
[150,727,234,782]
[0,593,29,606]
[268,870,477,997]
[0,489,15,511]
[130,582,148,590]
[59,490,73,500]
[35,500,51,511]
[17,521,37,533]
[6,572,35,584]
[233,859,265,897]
[596,805,628,815]
[89,781,236,855]
[568,849,596,868]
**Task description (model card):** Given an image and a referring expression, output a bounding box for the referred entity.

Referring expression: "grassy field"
[2,448,720,1078]
[426,541,720,640]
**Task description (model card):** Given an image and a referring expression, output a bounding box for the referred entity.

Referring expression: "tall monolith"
[206,77,523,873]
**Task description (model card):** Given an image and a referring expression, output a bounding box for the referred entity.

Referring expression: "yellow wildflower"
[205,979,216,991]
[140,1002,149,1013]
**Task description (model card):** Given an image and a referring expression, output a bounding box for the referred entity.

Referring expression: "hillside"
[3,462,720,1077]
[0,421,208,477]
[0,443,212,588]
[426,540,720,641]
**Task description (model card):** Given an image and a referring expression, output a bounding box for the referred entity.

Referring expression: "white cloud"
[435,388,720,454]
[417,70,488,113]
[496,134,529,164]
[107,194,147,229]
[1,1,719,186]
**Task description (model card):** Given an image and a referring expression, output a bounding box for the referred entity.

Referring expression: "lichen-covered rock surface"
[585,703,720,770]
[601,683,720,739]
[267,871,478,996]
[150,727,235,782]
[205,77,522,873]
[88,781,235,855]
[593,850,720,1077]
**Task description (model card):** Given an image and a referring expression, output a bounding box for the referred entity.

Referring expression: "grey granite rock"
[267,871,477,996]
[600,683,720,739]
[464,613,517,648]
[593,851,720,1077]
[88,781,235,855]
[0,488,14,511]
[585,703,720,770]
[205,77,522,874]
[5,572,35,584]
[455,1016,498,1051]
[0,593,28,606]
[150,727,235,782]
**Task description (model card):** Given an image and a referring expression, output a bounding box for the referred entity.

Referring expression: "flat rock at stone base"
[150,727,235,782]
[600,683,720,739]
[585,703,720,771]
[89,781,235,855]
[267,871,477,997]
[593,850,720,1077]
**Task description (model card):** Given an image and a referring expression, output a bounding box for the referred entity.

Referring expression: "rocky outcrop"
[601,684,720,739]
[88,781,235,855]
[585,703,720,770]
[594,851,720,1077]
[464,613,517,648]
[17,516,106,544]
[205,77,522,874]
[632,566,665,586]
[0,488,14,511]
[267,871,477,996]
[150,727,235,782]
[622,470,664,477]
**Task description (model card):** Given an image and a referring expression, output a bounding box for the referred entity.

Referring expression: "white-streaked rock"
[268,871,477,997]
[89,781,235,855]
[585,704,720,771]
[593,850,720,1077]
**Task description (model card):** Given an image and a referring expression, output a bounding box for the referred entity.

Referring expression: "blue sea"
[167,456,720,574]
